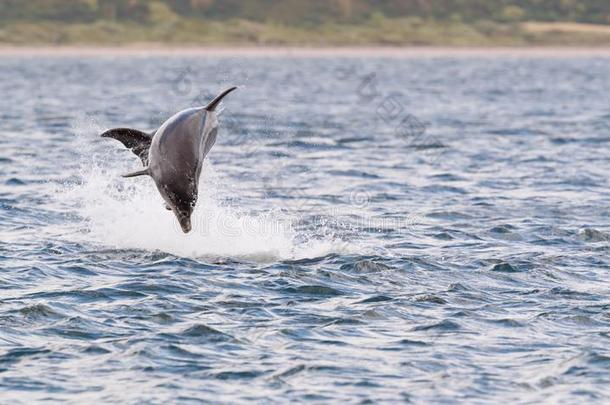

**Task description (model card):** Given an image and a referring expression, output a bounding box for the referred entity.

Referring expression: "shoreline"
[1,45,610,57]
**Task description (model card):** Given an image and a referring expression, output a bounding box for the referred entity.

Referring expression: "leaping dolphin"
[101,86,237,233]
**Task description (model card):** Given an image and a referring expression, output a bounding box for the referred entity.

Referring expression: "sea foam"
[54,116,351,262]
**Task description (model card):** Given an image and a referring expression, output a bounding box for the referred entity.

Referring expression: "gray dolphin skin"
[101,87,237,233]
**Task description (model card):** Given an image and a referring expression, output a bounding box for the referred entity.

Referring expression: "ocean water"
[0,54,609,403]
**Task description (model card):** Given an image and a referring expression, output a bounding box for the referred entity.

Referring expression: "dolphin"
[101,86,237,233]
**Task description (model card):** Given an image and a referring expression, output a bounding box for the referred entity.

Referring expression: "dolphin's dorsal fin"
[101,128,154,166]
[204,87,238,112]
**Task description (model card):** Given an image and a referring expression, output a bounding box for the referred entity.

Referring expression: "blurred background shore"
[2,0,610,48]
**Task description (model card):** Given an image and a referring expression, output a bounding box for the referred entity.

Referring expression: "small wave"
[17,303,64,319]
[284,285,343,296]
[5,178,26,186]
[0,347,51,367]
[412,319,461,332]
[579,228,609,242]
[181,324,234,342]
[490,262,521,273]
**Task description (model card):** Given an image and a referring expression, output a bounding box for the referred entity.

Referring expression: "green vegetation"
[1,0,610,46]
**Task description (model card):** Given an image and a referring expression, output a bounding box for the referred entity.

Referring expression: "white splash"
[53,116,352,262]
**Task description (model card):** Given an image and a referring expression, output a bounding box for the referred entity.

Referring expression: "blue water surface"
[0,54,609,403]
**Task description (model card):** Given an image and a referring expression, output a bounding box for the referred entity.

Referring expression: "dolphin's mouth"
[178,216,192,233]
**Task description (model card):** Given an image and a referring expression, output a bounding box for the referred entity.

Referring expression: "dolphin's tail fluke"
[101,128,154,166]
[205,86,238,112]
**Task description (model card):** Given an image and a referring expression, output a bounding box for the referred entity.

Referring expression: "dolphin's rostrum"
[101,87,237,233]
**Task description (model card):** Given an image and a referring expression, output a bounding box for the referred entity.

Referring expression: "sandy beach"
[1,45,610,57]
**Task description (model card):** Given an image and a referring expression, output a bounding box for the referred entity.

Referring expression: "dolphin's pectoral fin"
[101,128,154,166]
[122,168,150,178]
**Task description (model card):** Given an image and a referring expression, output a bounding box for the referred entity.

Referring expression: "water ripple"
[0,55,608,403]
